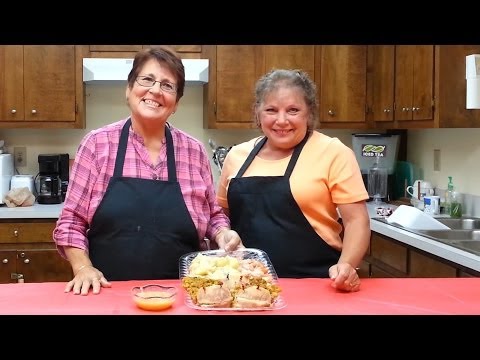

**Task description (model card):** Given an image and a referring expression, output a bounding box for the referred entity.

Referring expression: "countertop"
[0,202,63,219]
[0,201,478,273]
[1,278,480,315]
[367,203,480,273]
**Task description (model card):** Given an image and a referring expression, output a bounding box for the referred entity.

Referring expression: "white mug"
[406,180,434,199]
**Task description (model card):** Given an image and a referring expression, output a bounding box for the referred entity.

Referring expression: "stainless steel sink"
[416,229,480,241]
[434,217,480,230]
[450,240,480,255]
[371,216,480,256]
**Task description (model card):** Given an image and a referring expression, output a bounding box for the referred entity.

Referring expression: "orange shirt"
[217,131,369,250]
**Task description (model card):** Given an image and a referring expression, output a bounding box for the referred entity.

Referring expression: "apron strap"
[113,118,131,178]
[113,119,176,181]
[236,133,310,179]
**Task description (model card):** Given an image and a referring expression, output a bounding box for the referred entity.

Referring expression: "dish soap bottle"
[444,176,454,215]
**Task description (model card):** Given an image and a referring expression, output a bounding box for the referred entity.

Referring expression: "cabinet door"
[0,250,16,283]
[23,46,76,123]
[89,45,203,59]
[264,45,315,80]
[0,46,24,121]
[17,249,72,283]
[317,45,367,126]
[0,221,56,243]
[394,45,434,123]
[409,250,456,278]
[146,45,203,59]
[357,259,371,278]
[370,264,395,278]
[367,45,395,123]
[90,45,143,52]
[209,45,265,128]
[370,233,408,274]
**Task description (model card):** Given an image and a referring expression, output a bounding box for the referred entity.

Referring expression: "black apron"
[88,119,199,280]
[228,134,340,278]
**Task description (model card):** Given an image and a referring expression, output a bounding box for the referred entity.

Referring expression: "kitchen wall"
[0,84,355,185]
[408,129,480,195]
[1,84,479,200]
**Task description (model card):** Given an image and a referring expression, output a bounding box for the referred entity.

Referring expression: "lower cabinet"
[0,219,72,283]
[363,232,480,278]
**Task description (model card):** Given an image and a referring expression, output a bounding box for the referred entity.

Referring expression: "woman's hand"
[215,229,245,252]
[328,263,360,292]
[65,264,112,295]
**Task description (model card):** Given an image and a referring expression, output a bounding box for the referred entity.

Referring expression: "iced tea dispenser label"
[361,144,387,157]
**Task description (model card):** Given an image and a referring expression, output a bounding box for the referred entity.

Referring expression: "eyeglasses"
[135,76,177,94]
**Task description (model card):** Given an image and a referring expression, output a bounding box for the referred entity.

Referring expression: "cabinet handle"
[383,109,391,113]
[11,109,17,114]
[402,107,410,112]
[2,259,8,264]
[13,230,18,237]
[412,107,420,112]
[23,259,30,264]
[19,252,25,258]
[31,109,37,114]
[328,110,335,116]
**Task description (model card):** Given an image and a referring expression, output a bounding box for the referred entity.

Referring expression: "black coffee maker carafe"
[36,154,62,204]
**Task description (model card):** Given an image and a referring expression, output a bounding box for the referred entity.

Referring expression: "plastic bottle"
[444,176,454,215]
[450,190,463,218]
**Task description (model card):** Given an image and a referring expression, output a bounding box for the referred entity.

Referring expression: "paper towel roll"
[466,77,480,109]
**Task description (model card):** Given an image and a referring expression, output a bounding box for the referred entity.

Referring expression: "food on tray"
[181,253,281,308]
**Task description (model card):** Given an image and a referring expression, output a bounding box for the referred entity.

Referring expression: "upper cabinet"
[394,45,434,124]
[367,45,395,123]
[202,45,315,129]
[88,45,203,59]
[367,45,435,129]
[315,45,368,129]
[434,45,480,128]
[367,45,480,129]
[0,45,86,129]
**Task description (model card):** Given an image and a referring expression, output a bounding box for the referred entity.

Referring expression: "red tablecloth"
[1,277,480,315]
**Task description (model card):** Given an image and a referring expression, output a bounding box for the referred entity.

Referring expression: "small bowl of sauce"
[132,284,177,311]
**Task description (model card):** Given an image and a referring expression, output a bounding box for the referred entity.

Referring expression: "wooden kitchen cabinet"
[394,45,434,125]
[88,45,203,59]
[367,45,480,129]
[434,45,480,128]
[0,219,72,283]
[367,45,434,129]
[0,45,86,129]
[369,232,408,277]
[202,45,315,129]
[366,45,395,124]
[365,231,480,278]
[409,249,456,277]
[315,45,368,129]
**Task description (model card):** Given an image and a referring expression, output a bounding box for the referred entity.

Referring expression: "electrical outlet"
[14,146,27,167]
[433,149,440,171]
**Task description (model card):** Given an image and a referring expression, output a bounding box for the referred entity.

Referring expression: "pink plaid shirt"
[53,118,229,256]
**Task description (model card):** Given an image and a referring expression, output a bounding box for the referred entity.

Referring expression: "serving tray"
[179,248,286,311]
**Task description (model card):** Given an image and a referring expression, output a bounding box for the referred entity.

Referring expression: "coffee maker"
[37,153,69,204]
